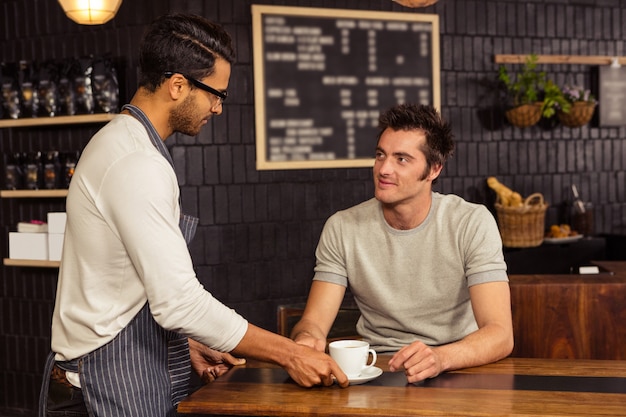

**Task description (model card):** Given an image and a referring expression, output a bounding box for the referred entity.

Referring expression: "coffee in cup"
[328,340,377,379]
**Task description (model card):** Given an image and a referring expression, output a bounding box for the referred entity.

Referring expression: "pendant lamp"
[58,0,123,25]
[392,0,439,7]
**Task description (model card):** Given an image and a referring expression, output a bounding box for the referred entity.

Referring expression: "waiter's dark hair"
[377,103,455,173]
[138,13,235,91]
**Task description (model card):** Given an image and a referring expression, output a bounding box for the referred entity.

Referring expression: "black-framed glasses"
[164,71,228,102]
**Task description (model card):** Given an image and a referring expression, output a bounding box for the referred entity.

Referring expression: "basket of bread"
[487,177,548,248]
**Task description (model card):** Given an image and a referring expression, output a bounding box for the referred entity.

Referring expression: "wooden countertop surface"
[508,260,626,284]
[179,356,626,416]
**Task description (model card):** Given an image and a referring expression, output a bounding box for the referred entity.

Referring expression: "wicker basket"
[557,101,596,128]
[495,193,548,248]
[504,103,543,128]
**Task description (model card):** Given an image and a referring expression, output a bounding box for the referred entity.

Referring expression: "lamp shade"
[392,0,439,7]
[58,0,123,25]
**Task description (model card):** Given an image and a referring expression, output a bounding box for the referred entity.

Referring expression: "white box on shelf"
[17,221,48,233]
[48,233,65,261]
[9,232,48,260]
[47,212,67,234]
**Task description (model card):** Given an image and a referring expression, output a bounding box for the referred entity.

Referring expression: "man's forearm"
[435,322,514,372]
[231,324,299,365]
[290,319,326,341]
[229,323,350,388]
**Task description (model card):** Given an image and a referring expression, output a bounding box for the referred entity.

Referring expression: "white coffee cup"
[328,340,377,379]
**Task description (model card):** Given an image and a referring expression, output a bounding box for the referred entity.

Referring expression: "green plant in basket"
[497,54,559,127]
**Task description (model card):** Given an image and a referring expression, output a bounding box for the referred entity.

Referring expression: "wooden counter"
[179,355,626,416]
[509,261,626,359]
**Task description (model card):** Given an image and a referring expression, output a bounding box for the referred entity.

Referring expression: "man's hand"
[388,340,443,383]
[188,338,246,383]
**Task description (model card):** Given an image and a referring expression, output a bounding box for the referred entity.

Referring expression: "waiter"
[39,13,347,417]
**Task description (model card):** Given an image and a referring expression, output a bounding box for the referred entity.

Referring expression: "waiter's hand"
[188,338,246,383]
[388,340,443,383]
[283,344,349,388]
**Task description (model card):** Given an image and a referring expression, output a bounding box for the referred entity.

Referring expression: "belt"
[51,364,75,388]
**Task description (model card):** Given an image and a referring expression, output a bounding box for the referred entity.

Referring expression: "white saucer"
[348,366,383,385]
[544,235,583,244]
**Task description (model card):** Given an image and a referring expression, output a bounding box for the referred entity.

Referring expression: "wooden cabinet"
[509,261,626,360]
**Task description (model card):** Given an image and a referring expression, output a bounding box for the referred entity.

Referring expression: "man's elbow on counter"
[501,332,515,359]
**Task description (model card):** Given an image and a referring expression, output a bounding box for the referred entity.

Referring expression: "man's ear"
[164,73,186,99]
[428,163,443,182]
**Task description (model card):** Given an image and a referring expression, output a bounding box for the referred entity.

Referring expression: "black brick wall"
[1,0,625,413]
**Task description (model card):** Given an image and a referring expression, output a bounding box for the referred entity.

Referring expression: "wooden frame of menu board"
[252,5,440,170]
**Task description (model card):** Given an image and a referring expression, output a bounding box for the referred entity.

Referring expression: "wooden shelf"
[494,54,626,65]
[2,190,67,268]
[494,54,626,66]
[0,113,115,128]
[3,258,60,268]
[0,189,68,198]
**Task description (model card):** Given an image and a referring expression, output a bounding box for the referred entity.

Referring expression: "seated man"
[291,103,513,383]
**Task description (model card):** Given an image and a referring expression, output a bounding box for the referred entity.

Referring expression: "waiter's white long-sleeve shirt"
[52,114,247,361]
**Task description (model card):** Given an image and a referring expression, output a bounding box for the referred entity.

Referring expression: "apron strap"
[123,103,199,244]
[38,352,56,417]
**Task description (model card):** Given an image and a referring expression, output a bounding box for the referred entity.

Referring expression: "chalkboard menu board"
[598,66,626,126]
[252,5,440,170]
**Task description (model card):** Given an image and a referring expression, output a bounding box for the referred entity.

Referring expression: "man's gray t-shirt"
[313,192,508,352]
